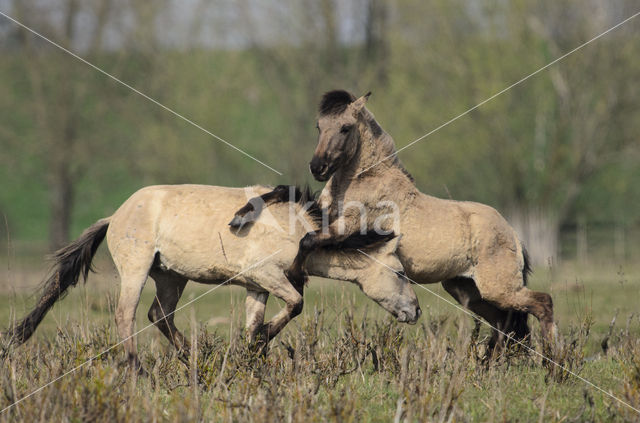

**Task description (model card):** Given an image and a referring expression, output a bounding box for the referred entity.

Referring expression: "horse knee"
[147,301,170,326]
[539,292,553,313]
[300,233,316,251]
[147,303,159,324]
[290,297,304,318]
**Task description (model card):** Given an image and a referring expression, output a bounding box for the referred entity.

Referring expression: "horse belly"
[156,237,235,279]
[397,221,473,284]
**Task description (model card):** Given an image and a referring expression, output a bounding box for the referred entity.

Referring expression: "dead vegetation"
[0,300,638,422]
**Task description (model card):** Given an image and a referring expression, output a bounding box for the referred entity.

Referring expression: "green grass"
[1,248,639,421]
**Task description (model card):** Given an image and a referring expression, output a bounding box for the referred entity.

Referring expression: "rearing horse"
[233,90,555,350]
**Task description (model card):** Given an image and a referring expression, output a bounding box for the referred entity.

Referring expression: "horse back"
[106,184,310,283]
[397,193,521,282]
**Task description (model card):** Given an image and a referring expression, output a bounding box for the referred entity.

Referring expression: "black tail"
[522,244,532,286]
[4,218,110,346]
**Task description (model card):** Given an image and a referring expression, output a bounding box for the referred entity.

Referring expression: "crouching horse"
[232,90,556,352]
[4,184,420,369]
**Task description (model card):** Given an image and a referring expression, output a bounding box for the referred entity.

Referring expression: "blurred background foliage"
[0,0,638,265]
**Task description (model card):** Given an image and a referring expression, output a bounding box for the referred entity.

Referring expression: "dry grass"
[0,250,639,421]
[0,304,638,422]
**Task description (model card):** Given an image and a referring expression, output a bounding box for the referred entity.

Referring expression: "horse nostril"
[416,307,422,318]
[309,159,327,175]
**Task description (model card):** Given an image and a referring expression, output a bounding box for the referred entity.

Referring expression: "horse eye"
[340,125,352,134]
[396,270,406,278]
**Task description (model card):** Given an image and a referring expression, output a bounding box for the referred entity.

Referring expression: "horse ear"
[349,91,372,116]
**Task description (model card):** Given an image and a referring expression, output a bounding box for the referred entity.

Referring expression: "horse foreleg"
[148,271,190,365]
[287,218,356,293]
[254,276,303,343]
[245,290,268,347]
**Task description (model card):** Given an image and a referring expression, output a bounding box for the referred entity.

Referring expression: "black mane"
[319,90,356,116]
[282,186,398,251]
[321,231,397,252]
[285,186,398,251]
[294,185,323,227]
[230,184,399,252]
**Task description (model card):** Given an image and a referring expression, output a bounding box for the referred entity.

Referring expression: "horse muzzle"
[309,158,333,181]
[396,305,422,325]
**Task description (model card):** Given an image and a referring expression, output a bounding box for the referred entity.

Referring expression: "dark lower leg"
[286,231,337,293]
[285,255,309,295]
[153,316,191,364]
[148,274,190,363]
[467,300,510,354]
[230,185,294,227]
[526,291,555,345]
[260,299,303,342]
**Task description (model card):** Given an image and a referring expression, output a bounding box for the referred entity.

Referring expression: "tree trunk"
[576,215,588,264]
[508,206,560,267]
[48,165,74,251]
[364,0,389,84]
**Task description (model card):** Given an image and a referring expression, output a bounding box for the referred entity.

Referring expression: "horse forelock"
[319,90,356,116]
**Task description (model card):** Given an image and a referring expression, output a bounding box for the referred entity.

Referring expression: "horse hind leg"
[490,286,555,345]
[473,266,554,347]
[113,256,154,374]
[442,278,513,353]
[148,270,190,365]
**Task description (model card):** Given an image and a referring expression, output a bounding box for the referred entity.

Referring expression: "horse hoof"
[229,215,244,228]
[251,340,269,357]
[229,212,259,229]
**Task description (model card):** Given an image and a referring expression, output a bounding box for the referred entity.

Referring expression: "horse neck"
[305,250,365,281]
[343,114,403,178]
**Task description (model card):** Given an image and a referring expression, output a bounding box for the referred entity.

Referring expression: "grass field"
[0,246,639,422]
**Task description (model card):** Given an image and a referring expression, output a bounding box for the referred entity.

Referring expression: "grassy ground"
[0,247,639,422]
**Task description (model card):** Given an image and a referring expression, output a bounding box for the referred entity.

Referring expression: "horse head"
[310,90,371,181]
